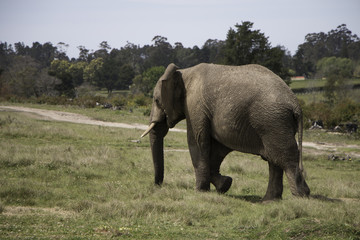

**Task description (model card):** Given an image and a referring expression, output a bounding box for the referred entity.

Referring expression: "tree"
[293,47,314,78]
[14,42,27,55]
[3,55,40,97]
[56,42,69,60]
[326,24,359,58]
[116,64,135,90]
[317,57,353,104]
[1,55,59,97]
[263,46,291,82]
[77,45,93,62]
[94,41,110,59]
[201,39,225,63]
[294,24,360,77]
[99,57,120,95]
[224,21,270,66]
[35,68,60,96]
[146,36,174,68]
[30,42,57,67]
[174,45,201,68]
[68,61,87,87]
[131,66,165,96]
[117,42,144,74]
[83,58,104,88]
[0,42,14,71]
[49,59,75,97]
[223,22,289,80]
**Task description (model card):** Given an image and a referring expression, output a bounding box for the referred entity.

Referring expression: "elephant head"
[141,64,186,185]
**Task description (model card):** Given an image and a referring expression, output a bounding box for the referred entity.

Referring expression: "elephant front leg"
[210,139,233,193]
[187,126,211,191]
[210,174,233,193]
[263,162,284,201]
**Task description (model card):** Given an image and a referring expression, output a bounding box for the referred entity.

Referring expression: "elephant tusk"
[140,122,156,138]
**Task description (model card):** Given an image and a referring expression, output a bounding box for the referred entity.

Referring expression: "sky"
[1,0,360,59]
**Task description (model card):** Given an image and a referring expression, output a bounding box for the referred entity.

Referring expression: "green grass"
[296,88,360,104]
[291,78,360,104]
[290,78,360,90]
[1,107,360,239]
[95,89,130,98]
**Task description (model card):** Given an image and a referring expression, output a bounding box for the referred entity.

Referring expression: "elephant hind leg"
[263,137,310,198]
[262,161,283,201]
[280,142,310,197]
[284,164,310,197]
[209,139,233,193]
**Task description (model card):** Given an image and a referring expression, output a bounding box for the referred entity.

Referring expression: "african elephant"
[141,63,310,201]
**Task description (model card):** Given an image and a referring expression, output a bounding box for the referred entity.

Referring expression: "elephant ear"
[160,63,179,82]
[160,63,180,124]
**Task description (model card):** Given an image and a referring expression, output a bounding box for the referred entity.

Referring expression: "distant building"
[291,76,306,81]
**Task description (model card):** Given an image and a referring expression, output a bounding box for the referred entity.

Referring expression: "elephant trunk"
[149,121,169,185]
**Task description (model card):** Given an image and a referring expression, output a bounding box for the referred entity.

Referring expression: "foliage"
[49,59,76,97]
[83,58,104,86]
[317,57,353,78]
[68,61,87,86]
[1,55,59,97]
[224,21,291,81]
[294,24,360,77]
[1,22,360,100]
[301,98,360,129]
[316,57,354,104]
[224,21,270,66]
[117,64,135,90]
[131,66,166,96]
[82,50,135,95]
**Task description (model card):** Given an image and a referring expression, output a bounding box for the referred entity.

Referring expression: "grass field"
[1,105,360,239]
[289,78,360,90]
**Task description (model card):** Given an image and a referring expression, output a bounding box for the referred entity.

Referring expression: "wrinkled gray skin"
[144,63,310,201]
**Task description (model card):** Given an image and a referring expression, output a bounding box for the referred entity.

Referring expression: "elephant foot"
[196,179,210,192]
[211,175,232,194]
[262,194,282,203]
[217,176,232,194]
[262,186,283,202]
[285,167,311,198]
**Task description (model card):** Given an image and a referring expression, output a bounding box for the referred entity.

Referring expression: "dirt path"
[1,105,358,157]
[0,106,186,133]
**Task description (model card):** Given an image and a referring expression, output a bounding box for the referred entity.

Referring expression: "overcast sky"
[1,0,360,58]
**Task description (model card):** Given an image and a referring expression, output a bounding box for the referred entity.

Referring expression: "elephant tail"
[296,110,306,178]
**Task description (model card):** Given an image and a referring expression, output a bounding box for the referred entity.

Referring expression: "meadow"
[0,104,360,239]
[289,78,360,90]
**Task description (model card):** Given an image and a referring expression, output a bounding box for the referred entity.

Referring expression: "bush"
[133,94,150,107]
[126,94,151,109]
[143,108,151,116]
[302,99,360,129]
[74,96,106,108]
[109,96,127,109]
[332,99,360,123]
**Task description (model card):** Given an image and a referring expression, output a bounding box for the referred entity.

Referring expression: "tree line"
[1,22,360,99]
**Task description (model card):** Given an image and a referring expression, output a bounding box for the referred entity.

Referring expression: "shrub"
[133,94,150,107]
[332,99,360,123]
[126,94,151,108]
[109,96,127,109]
[302,99,360,129]
[143,108,151,116]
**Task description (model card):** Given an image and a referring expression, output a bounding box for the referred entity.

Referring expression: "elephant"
[141,63,310,201]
